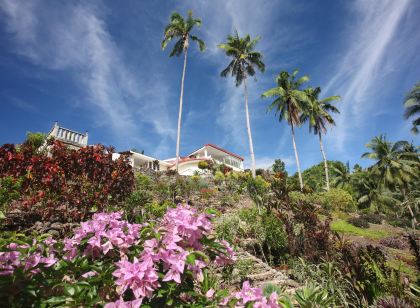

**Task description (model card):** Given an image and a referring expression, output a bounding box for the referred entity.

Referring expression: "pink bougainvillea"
[0,238,57,276]
[221,281,280,308]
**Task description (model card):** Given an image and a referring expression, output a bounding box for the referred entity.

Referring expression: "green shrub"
[215,213,241,243]
[198,161,209,170]
[313,188,356,212]
[0,176,22,215]
[214,171,225,185]
[347,216,370,228]
[361,213,383,224]
[289,191,310,203]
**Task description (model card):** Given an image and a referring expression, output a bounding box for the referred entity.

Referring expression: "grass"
[331,219,390,239]
[386,259,418,281]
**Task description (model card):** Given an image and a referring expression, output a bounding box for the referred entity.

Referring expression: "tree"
[262,70,309,190]
[301,87,340,191]
[162,10,205,173]
[218,31,265,178]
[403,82,420,134]
[25,132,46,150]
[332,161,351,188]
[272,159,287,176]
[362,135,420,228]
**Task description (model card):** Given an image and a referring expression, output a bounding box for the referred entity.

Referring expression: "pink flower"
[82,271,98,278]
[205,289,215,298]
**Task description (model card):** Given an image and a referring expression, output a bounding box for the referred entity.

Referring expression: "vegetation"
[219,31,265,178]
[403,82,420,134]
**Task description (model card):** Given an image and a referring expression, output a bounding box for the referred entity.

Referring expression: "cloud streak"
[324,0,412,152]
[0,0,176,150]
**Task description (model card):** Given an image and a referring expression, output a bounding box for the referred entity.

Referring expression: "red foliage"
[0,140,134,225]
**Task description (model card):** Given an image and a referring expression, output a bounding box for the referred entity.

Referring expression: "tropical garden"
[1,9,419,308]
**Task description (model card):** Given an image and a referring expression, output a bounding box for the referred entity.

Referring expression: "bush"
[0,176,22,215]
[198,161,209,170]
[347,216,370,228]
[214,171,225,185]
[379,237,407,250]
[0,141,134,226]
[361,213,383,224]
[313,188,356,212]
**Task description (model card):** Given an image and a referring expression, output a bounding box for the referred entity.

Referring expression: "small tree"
[272,159,287,176]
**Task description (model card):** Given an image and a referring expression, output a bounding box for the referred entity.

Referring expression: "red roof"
[189,144,244,161]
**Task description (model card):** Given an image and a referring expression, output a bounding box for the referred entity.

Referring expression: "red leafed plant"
[0,140,134,227]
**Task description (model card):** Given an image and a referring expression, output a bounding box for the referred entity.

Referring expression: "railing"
[55,127,87,145]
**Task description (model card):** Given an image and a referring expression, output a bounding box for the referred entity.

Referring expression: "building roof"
[188,143,244,161]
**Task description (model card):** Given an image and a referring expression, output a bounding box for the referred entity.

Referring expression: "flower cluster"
[0,238,57,276]
[63,212,142,259]
[107,204,235,307]
[221,281,280,308]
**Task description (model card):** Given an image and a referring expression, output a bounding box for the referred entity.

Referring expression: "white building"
[46,122,88,149]
[113,144,244,176]
[112,151,172,172]
[174,144,244,175]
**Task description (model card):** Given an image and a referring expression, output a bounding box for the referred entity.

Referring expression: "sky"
[0,0,419,173]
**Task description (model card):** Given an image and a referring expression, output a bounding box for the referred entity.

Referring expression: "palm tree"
[301,87,340,191]
[362,135,420,228]
[262,70,309,190]
[218,31,265,178]
[162,10,205,173]
[403,83,420,134]
[332,161,351,189]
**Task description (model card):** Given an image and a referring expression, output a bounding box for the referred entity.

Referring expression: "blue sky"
[0,0,419,173]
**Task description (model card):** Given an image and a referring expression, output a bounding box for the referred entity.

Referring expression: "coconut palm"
[362,135,420,228]
[162,10,205,172]
[332,161,351,188]
[218,31,265,178]
[261,70,310,191]
[403,83,420,134]
[301,87,340,191]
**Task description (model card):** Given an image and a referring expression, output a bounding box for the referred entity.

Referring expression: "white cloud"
[324,0,413,152]
[245,155,295,170]
[0,0,176,149]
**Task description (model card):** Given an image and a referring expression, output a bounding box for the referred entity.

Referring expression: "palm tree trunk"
[291,124,303,191]
[319,132,330,191]
[175,48,188,173]
[244,79,256,178]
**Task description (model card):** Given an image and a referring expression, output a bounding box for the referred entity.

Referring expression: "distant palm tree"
[403,83,420,134]
[362,135,420,228]
[332,161,351,188]
[162,10,205,173]
[301,87,340,191]
[262,70,309,190]
[218,31,265,178]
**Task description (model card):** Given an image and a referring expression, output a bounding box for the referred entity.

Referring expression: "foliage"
[291,160,347,192]
[218,30,265,87]
[198,160,209,170]
[294,283,335,307]
[25,132,46,150]
[272,159,287,175]
[0,204,235,307]
[0,176,22,215]
[162,10,205,56]
[347,216,370,228]
[214,171,225,185]
[0,141,134,226]
[361,212,384,224]
[379,237,407,250]
[277,200,332,262]
[403,82,420,134]
[314,188,356,212]
[246,175,271,212]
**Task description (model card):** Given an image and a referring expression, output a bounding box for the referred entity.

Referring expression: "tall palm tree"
[262,70,309,191]
[162,10,205,173]
[218,31,265,178]
[403,83,420,134]
[301,87,340,191]
[362,135,420,228]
